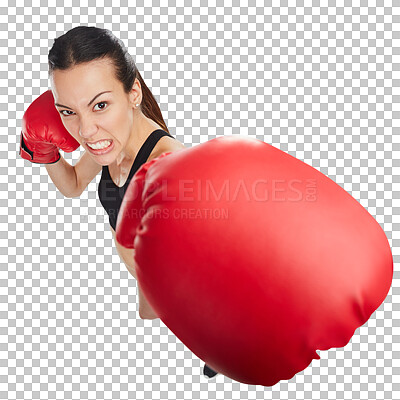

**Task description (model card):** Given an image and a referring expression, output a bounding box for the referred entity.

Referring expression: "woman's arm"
[110,226,159,320]
[45,150,102,198]
[109,141,186,319]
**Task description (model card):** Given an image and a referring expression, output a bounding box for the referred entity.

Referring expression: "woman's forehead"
[51,63,122,100]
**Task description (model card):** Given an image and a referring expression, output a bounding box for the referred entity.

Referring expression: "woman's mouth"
[86,139,114,155]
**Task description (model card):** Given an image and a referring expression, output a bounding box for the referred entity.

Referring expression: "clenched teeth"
[87,140,111,150]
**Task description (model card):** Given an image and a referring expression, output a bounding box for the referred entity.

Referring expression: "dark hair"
[48,26,169,134]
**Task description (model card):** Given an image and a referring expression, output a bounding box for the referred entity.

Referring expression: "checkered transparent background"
[1,1,399,399]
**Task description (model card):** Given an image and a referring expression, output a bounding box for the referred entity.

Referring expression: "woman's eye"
[94,101,108,111]
[60,110,75,117]
[59,101,108,117]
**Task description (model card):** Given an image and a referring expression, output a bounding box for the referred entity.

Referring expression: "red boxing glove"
[116,135,393,386]
[19,90,80,164]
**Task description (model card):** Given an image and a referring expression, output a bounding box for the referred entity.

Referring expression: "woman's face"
[50,59,138,166]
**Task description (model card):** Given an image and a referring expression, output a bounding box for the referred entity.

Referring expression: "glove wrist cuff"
[19,133,61,164]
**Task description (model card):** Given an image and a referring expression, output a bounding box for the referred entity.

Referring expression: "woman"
[34,26,218,379]
[45,26,184,319]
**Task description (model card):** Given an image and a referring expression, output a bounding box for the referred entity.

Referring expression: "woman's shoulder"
[148,134,186,162]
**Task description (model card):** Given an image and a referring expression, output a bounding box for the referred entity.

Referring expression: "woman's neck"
[114,113,162,168]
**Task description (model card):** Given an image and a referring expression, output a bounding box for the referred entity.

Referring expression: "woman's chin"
[87,142,117,165]
[90,154,114,166]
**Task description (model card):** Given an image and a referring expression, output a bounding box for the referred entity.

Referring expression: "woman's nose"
[79,118,98,141]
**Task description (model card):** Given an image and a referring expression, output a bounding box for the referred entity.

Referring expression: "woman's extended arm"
[45,150,102,198]
[110,226,159,320]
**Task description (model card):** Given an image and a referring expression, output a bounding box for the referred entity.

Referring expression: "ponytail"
[136,69,169,134]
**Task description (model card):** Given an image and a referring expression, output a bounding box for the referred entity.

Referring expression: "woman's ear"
[128,78,142,108]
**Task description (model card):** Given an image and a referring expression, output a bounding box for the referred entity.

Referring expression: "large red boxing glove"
[116,135,393,386]
[19,90,80,164]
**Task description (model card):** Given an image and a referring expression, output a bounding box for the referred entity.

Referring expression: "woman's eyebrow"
[55,90,112,109]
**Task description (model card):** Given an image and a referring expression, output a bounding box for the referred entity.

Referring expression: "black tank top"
[98,129,174,230]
